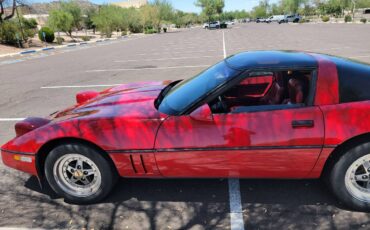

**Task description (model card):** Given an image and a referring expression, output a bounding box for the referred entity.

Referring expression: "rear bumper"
[1,149,37,175]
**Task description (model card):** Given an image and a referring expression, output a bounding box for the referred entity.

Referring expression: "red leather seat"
[287,78,305,104]
[260,73,285,105]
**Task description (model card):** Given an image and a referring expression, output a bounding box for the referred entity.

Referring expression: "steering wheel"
[211,95,228,113]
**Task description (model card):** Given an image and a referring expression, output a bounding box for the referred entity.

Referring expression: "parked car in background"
[256,18,266,23]
[220,22,228,29]
[203,21,221,29]
[285,14,301,23]
[226,21,235,26]
[266,15,286,24]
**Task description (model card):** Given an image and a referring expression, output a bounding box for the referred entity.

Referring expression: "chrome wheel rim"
[53,154,101,197]
[345,154,370,202]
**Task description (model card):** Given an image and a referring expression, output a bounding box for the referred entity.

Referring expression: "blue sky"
[169,0,260,13]
[30,0,277,12]
[91,0,270,12]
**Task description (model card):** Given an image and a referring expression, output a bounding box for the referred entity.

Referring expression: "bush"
[22,18,38,29]
[144,28,157,34]
[299,18,310,23]
[360,18,367,24]
[0,21,19,45]
[129,23,143,33]
[81,36,90,41]
[0,20,36,46]
[321,15,330,22]
[344,15,352,23]
[38,27,55,43]
[56,36,64,44]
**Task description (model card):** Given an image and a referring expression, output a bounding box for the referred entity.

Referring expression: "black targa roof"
[225,50,318,70]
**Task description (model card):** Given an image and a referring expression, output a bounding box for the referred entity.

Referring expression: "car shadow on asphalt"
[25,176,344,209]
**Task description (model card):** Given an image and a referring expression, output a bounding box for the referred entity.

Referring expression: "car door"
[154,105,324,178]
[154,69,325,178]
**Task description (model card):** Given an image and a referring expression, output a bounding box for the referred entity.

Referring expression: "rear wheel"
[44,143,117,204]
[328,142,370,211]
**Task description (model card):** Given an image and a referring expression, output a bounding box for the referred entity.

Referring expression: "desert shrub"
[38,27,55,43]
[129,23,143,33]
[81,36,90,41]
[360,18,367,24]
[144,28,157,34]
[22,18,38,29]
[344,15,352,23]
[0,20,36,45]
[0,21,19,45]
[56,36,64,44]
[299,18,310,23]
[321,15,330,22]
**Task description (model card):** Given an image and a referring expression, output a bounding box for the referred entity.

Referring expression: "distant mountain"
[18,0,98,14]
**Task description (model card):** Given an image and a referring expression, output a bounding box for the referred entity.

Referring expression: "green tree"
[0,0,16,23]
[83,7,97,30]
[61,1,82,31]
[92,5,128,38]
[195,0,225,22]
[47,9,73,37]
[270,3,284,15]
[126,7,144,33]
[251,0,269,18]
[281,0,308,14]
[140,4,157,30]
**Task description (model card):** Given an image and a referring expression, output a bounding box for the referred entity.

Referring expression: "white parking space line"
[223,30,245,230]
[229,179,245,230]
[85,65,209,73]
[115,55,221,63]
[136,49,220,56]
[41,84,122,89]
[350,55,370,58]
[223,31,227,58]
[0,118,25,121]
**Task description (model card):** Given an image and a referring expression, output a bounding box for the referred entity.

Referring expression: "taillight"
[76,90,99,104]
[15,117,50,137]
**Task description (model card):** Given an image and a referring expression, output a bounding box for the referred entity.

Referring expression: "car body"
[266,15,286,24]
[285,14,301,23]
[226,21,235,26]
[2,51,370,209]
[256,18,266,23]
[203,21,220,29]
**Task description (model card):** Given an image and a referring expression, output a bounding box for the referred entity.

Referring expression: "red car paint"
[1,52,370,181]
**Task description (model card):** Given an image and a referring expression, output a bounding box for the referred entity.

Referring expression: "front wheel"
[328,142,370,211]
[44,143,117,204]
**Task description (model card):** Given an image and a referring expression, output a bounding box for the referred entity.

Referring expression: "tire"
[44,143,118,204]
[328,142,370,211]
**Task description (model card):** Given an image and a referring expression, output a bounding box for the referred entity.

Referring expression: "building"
[112,0,148,8]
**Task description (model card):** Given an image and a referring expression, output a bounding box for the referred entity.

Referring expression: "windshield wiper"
[155,80,182,108]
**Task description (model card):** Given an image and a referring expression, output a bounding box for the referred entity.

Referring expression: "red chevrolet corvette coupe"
[2,51,370,209]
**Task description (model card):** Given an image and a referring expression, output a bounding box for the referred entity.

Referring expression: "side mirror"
[190,104,213,122]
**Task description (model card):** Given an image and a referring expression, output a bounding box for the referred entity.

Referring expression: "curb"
[42,47,55,51]
[0,36,131,58]
[20,50,36,54]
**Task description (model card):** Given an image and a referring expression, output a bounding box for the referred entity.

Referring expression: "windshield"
[158,61,240,115]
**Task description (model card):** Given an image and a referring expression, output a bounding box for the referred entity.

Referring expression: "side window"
[209,69,314,114]
[334,59,370,103]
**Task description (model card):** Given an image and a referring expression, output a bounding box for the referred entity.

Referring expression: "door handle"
[292,120,314,128]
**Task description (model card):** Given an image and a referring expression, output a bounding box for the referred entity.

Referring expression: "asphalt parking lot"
[0,23,370,229]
